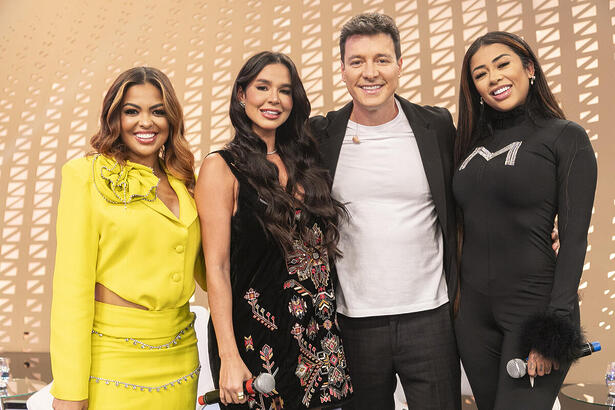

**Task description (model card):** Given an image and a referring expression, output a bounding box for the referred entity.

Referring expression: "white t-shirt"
[332,99,448,317]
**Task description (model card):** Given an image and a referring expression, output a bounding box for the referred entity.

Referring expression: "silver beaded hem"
[91,315,195,350]
[89,365,201,392]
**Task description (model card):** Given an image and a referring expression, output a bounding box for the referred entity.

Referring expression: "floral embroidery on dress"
[306,318,319,340]
[286,225,330,285]
[244,335,254,351]
[245,288,278,330]
[293,330,352,406]
[243,344,282,409]
[92,154,159,205]
[259,344,275,373]
[288,295,307,319]
[285,222,352,406]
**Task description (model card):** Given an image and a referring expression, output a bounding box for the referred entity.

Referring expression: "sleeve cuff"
[520,310,583,363]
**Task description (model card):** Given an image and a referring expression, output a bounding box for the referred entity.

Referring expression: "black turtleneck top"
[453,107,597,319]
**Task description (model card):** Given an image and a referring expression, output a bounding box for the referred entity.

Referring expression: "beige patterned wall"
[0,0,613,383]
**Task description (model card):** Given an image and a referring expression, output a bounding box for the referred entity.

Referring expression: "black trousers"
[338,303,461,410]
[455,282,572,410]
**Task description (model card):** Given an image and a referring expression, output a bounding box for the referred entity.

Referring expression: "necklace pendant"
[352,135,360,144]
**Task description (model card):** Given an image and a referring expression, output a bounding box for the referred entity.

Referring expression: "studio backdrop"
[0,0,613,384]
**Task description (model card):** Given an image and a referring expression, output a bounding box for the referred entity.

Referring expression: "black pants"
[455,282,572,410]
[338,303,461,410]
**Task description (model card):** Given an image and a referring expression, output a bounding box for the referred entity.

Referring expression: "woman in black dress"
[195,51,352,409]
[453,32,597,409]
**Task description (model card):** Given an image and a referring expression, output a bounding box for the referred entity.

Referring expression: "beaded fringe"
[91,317,195,350]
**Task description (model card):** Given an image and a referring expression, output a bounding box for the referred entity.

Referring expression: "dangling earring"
[479,96,484,105]
[530,75,535,86]
[239,101,246,108]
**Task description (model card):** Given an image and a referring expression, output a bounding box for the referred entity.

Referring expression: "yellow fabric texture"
[88,302,199,410]
[50,155,205,402]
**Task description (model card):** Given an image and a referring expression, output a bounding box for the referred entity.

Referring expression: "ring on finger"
[237,392,245,400]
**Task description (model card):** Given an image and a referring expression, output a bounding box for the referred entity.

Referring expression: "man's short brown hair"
[339,12,401,62]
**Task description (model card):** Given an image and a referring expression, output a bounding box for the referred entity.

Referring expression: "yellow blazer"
[50,154,205,400]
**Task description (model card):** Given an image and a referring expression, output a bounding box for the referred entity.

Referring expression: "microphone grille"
[506,358,526,378]
[254,373,276,394]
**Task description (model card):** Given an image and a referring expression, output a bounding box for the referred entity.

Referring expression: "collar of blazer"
[319,94,449,235]
[92,154,198,226]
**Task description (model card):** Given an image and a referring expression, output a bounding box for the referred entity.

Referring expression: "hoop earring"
[530,75,535,86]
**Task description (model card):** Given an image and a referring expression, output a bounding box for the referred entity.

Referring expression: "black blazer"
[310,95,459,308]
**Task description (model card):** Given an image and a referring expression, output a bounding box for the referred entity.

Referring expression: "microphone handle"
[577,342,599,358]
[199,389,221,405]
[197,378,254,405]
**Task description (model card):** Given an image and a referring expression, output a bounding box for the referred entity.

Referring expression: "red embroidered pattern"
[244,335,254,351]
[244,288,278,330]
[285,223,352,406]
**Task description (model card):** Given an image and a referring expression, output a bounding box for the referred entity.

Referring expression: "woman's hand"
[219,354,252,405]
[551,225,560,255]
[527,349,559,377]
[52,398,89,409]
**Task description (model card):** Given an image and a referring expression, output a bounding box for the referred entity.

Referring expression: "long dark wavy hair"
[90,67,196,194]
[226,51,346,256]
[455,31,565,166]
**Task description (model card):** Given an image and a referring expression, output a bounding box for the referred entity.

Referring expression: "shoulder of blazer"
[309,102,353,141]
[396,95,453,129]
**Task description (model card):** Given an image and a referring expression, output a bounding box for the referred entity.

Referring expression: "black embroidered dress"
[209,150,353,409]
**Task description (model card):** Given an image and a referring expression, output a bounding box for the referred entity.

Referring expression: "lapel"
[170,175,198,227]
[322,101,353,181]
[398,96,448,232]
[142,174,198,227]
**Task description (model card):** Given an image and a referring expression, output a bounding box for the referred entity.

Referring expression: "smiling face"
[341,33,402,124]
[119,82,169,167]
[470,43,534,112]
[238,63,293,140]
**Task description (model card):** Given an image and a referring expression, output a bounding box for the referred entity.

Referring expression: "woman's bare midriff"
[95,282,148,310]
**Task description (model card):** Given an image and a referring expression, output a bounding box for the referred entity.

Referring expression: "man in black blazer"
[310,13,460,410]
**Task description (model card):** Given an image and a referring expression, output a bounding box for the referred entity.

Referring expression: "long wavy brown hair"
[90,67,196,194]
[455,31,565,166]
[227,51,347,257]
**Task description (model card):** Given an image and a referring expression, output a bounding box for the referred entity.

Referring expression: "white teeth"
[262,110,279,115]
[493,86,511,95]
[361,85,382,90]
[135,133,155,141]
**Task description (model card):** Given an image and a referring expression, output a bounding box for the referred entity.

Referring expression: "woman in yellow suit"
[50,67,205,410]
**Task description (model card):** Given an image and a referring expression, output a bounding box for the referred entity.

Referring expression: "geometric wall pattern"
[0,0,614,383]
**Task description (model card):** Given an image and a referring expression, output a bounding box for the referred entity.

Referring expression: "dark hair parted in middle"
[227,51,346,256]
[456,31,565,166]
[339,12,401,62]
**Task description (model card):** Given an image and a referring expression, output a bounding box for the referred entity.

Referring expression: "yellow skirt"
[88,301,199,410]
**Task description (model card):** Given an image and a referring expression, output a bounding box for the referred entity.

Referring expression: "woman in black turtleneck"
[453,32,597,409]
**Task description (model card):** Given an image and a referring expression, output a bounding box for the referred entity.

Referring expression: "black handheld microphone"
[506,341,601,378]
[198,372,276,405]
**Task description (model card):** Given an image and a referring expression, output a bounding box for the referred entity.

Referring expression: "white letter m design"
[459,141,522,170]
